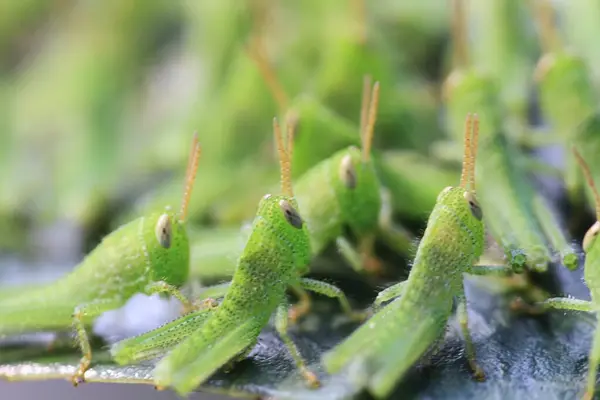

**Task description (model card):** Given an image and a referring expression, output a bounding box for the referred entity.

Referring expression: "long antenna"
[359,75,372,143]
[573,146,600,221]
[247,36,290,112]
[460,113,473,189]
[351,0,367,44]
[530,0,561,54]
[470,113,480,192]
[362,81,380,163]
[273,118,293,197]
[179,132,201,222]
[451,0,469,69]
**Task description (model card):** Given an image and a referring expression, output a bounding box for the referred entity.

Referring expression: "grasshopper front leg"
[145,281,194,314]
[377,187,414,255]
[456,291,485,382]
[275,303,320,388]
[72,298,123,385]
[336,235,384,276]
[288,278,366,324]
[536,298,595,312]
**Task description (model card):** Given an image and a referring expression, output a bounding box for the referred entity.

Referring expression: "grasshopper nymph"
[0,133,204,385]
[110,117,365,396]
[323,114,519,398]
[532,148,600,400]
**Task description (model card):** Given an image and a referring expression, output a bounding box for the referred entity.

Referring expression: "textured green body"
[584,234,600,303]
[572,114,600,210]
[323,187,484,398]
[295,146,381,256]
[468,0,534,119]
[537,52,596,140]
[0,210,189,334]
[130,194,312,394]
[561,0,600,86]
[537,52,597,203]
[446,71,551,270]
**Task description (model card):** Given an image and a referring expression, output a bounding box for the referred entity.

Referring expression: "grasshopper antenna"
[530,0,561,54]
[451,0,469,69]
[351,0,367,44]
[246,2,289,114]
[362,80,380,163]
[460,113,473,189]
[469,113,480,193]
[179,132,201,222]
[273,118,295,197]
[360,75,372,143]
[573,147,600,221]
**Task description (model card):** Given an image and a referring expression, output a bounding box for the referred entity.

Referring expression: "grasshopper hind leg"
[223,341,257,373]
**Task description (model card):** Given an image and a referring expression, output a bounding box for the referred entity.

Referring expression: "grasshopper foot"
[188,297,219,314]
[70,359,90,386]
[470,363,485,382]
[301,369,321,388]
[288,305,306,325]
[363,254,386,276]
[509,297,545,315]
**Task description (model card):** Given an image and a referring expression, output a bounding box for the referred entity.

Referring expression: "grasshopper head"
[436,186,484,259]
[255,194,312,273]
[335,146,381,236]
[145,208,190,287]
[433,113,485,260]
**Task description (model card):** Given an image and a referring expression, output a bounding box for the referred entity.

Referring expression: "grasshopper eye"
[583,221,600,253]
[279,200,303,229]
[155,214,172,249]
[464,191,482,221]
[339,154,357,189]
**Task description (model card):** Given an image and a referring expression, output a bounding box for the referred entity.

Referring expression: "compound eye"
[464,191,482,221]
[339,154,357,189]
[155,214,172,249]
[279,200,303,229]
[583,221,600,253]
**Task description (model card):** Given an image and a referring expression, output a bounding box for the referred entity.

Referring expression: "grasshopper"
[531,0,599,208]
[438,0,575,275]
[0,133,204,385]
[110,117,366,396]
[560,0,600,89]
[249,35,413,275]
[322,114,520,399]
[532,148,600,400]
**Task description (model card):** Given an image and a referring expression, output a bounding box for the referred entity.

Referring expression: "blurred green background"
[3,0,600,398]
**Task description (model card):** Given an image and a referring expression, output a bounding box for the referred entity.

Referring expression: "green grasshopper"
[560,0,600,89]
[531,0,599,207]
[532,148,600,400]
[322,113,520,399]
[0,133,204,385]
[110,117,366,396]
[439,0,567,274]
[249,38,413,275]
[466,0,535,127]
